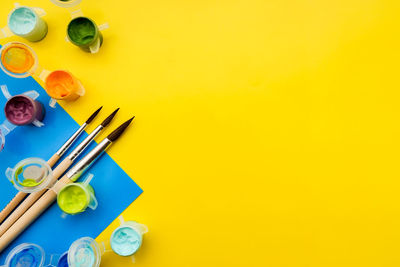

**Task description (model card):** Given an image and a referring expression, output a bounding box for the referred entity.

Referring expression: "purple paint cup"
[4,95,45,125]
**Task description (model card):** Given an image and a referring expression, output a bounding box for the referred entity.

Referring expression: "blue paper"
[0,55,142,261]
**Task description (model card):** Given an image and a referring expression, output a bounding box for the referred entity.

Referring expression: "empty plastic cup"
[5,157,53,193]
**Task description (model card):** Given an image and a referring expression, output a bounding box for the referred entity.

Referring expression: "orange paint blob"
[45,70,82,100]
[1,44,35,74]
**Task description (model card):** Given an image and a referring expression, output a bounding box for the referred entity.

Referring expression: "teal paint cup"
[7,5,48,42]
[67,17,104,53]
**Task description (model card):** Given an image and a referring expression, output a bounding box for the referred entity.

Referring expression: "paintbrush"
[0,117,134,252]
[0,107,102,224]
[0,108,120,236]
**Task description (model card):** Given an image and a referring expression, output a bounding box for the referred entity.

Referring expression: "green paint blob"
[21,179,40,187]
[67,17,96,45]
[57,184,90,214]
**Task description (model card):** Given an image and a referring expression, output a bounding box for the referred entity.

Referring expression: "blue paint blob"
[111,227,141,256]
[8,7,37,35]
[57,252,69,267]
[8,244,44,267]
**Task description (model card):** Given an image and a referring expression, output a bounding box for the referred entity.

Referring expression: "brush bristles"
[85,106,103,124]
[101,108,120,127]
[107,117,135,142]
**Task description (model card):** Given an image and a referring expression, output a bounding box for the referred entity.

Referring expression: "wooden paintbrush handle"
[0,192,26,224]
[47,154,60,168]
[0,158,73,236]
[0,176,73,252]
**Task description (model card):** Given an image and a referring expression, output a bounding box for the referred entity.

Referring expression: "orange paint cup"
[43,70,85,101]
[0,42,38,78]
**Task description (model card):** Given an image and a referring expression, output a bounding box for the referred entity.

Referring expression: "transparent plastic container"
[5,157,54,193]
[68,237,102,267]
[0,3,47,42]
[0,243,67,267]
[57,173,98,215]
[110,216,148,257]
[0,42,85,107]
[0,85,44,152]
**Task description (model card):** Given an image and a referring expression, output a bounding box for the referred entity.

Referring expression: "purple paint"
[5,95,44,125]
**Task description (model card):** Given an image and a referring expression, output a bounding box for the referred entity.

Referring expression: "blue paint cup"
[4,243,46,267]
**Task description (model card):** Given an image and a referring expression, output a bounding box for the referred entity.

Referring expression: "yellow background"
[1,0,400,266]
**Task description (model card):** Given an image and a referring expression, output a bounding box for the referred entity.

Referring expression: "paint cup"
[5,95,45,126]
[1,243,64,267]
[66,16,108,53]
[68,237,102,267]
[41,69,85,104]
[0,85,44,152]
[0,42,39,78]
[0,3,48,42]
[5,157,54,193]
[110,216,148,257]
[0,42,85,107]
[3,243,46,267]
[57,173,98,215]
[50,0,83,8]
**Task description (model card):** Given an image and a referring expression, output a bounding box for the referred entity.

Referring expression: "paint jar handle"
[22,90,40,100]
[1,85,12,100]
[0,128,5,152]
[88,191,98,210]
[89,38,101,54]
[5,168,14,182]
[33,7,46,17]
[70,9,84,18]
[39,69,51,83]
[0,27,13,39]
[134,222,149,234]
[99,241,113,254]
[49,98,57,108]
[2,120,17,136]
[98,23,109,31]
[32,119,45,128]
[82,173,94,185]
[118,215,125,225]
[76,80,85,96]
[45,253,60,267]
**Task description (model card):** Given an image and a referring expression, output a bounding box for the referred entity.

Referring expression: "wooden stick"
[0,155,60,224]
[0,158,72,236]
[0,175,73,252]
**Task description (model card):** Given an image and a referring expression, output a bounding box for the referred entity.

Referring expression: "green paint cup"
[67,17,105,53]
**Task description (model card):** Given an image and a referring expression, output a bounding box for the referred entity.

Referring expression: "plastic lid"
[50,0,82,8]
[57,251,69,267]
[5,243,45,267]
[0,42,38,78]
[68,237,101,267]
[6,157,53,193]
